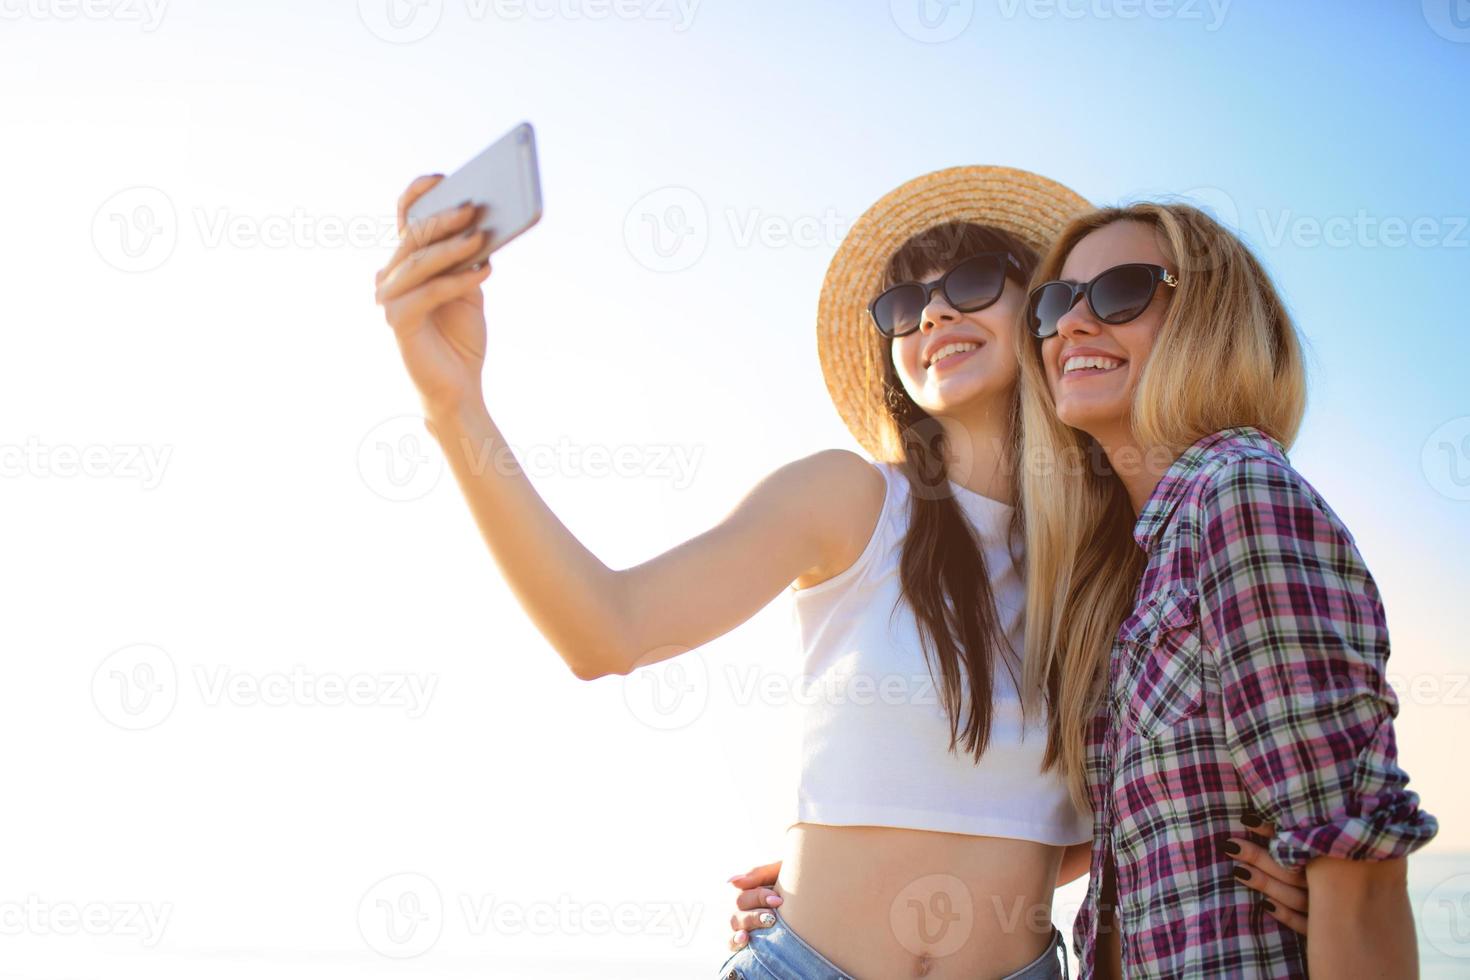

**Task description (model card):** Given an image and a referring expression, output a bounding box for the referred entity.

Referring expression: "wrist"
[423,398,495,460]
[423,392,488,432]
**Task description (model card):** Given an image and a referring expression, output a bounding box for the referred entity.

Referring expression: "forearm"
[1306,856,1417,978]
[428,400,631,678]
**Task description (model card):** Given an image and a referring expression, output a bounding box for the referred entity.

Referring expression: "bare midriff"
[776,823,1064,980]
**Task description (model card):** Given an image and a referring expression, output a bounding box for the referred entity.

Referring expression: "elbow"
[568,659,614,682]
[565,645,631,681]
[568,663,603,682]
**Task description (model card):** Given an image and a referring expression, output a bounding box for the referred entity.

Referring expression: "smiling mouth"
[926,340,984,369]
[1061,354,1125,377]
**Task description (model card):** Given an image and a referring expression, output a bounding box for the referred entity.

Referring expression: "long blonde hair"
[1018,203,1307,807]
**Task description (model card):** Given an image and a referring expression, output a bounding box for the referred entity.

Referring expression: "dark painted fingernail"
[1262,900,1277,913]
[1222,840,1241,856]
[1241,812,1264,828]
[1232,867,1251,882]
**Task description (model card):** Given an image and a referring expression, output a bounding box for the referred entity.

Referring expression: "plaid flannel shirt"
[1073,426,1438,978]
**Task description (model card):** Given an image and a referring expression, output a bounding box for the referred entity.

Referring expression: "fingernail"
[457,199,472,209]
[726,875,740,883]
[1262,900,1277,913]
[1232,867,1251,882]
[766,895,782,907]
[733,930,746,946]
[1241,812,1264,828]
[758,912,775,927]
[1222,840,1242,856]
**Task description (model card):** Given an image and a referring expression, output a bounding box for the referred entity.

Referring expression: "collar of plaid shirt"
[1131,425,1289,549]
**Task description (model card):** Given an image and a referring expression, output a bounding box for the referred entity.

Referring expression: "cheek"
[892,336,918,377]
[1120,318,1164,383]
[1039,339,1061,393]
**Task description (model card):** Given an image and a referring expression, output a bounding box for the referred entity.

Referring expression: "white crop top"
[786,459,1089,844]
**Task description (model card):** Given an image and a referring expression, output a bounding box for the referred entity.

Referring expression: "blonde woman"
[1016,204,1438,977]
[375,166,1098,979]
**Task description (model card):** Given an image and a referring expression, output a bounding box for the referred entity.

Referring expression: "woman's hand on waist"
[727,860,782,951]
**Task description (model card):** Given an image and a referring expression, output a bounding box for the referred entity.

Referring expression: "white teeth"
[928,341,979,367]
[1063,355,1123,374]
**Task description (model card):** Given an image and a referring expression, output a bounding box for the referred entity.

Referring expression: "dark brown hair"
[872,220,1040,761]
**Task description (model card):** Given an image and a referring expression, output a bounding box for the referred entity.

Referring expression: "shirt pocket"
[1119,588,1205,738]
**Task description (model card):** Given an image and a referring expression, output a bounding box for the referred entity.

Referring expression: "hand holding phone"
[406,121,543,274]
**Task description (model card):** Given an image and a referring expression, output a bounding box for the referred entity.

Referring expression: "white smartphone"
[406,121,543,273]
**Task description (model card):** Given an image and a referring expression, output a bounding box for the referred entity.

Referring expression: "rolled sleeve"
[1195,455,1437,870]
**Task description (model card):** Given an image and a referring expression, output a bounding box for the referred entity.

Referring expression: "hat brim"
[817,165,1092,461]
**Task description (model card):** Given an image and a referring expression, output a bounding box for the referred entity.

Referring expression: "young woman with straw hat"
[371,167,1300,978]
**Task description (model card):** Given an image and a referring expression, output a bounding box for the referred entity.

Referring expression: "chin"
[1055,400,1116,434]
[925,379,995,411]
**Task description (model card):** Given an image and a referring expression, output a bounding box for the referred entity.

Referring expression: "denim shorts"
[715,909,1070,980]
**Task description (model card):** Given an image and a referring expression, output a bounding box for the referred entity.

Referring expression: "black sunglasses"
[1026,263,1178,339]
[869,252,1024,338]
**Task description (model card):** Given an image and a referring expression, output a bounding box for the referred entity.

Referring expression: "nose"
[919,287,960,333]
[1054,294,1099,341]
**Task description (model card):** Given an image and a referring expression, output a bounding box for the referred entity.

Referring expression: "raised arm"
[374,175,885,681]
[436,411,880,679]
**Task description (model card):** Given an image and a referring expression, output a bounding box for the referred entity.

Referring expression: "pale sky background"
[3,0,1468,976]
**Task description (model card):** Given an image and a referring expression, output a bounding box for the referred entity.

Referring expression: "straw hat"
[817,165,1091,461]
